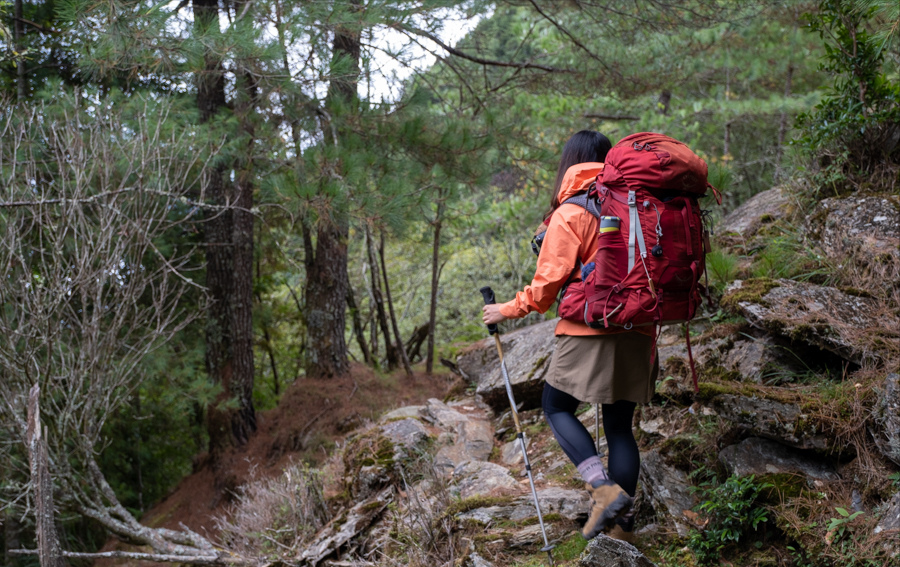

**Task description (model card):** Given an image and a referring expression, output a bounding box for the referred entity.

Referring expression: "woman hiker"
[481,130,658,544]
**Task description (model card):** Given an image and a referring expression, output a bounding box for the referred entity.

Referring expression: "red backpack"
[557,133,721,390]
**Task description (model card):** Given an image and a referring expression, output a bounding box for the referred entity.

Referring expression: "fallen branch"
[9,549,248,565]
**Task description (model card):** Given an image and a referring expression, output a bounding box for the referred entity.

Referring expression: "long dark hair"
[549,130,612,213]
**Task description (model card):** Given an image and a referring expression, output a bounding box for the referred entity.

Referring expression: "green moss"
[493,513,566,530]
[445,494,517,516]
[757,473,808,503]
[473,532,507,544]
[788,322,835,342]
[526,354,550,380]
[360,499,386,514]
[720,277,780,312]
[701,363,743,383]
[695,381,746,402]
[551,532,589,561]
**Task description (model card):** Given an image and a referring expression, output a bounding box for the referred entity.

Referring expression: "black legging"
[542,383,640,497]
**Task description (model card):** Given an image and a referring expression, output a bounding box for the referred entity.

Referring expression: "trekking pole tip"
[541,545,556,566]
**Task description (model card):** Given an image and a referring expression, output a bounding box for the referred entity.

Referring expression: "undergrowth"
[687,474,772,564]
[777,484,895,567]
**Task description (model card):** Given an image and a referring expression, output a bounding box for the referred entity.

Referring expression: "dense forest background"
[0,0,897,565]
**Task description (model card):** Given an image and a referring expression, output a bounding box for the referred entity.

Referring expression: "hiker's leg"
[542,383,610,486]
[545,383,633,538]
[601,400,640,497]
[542,383,596,465]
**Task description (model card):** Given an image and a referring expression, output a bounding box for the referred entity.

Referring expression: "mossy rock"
[721,278,781,312]
[658,434,716,471]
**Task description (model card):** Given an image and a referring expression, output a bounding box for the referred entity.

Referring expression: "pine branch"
[393,23,572,73]
[525,0,615,75]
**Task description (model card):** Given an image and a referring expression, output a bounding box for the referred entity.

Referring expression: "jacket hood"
[557,162,604,203]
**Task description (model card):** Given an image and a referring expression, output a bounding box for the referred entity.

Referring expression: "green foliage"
[98,338,211,515]
[749,227,834,283]
[705,250,741,289]
[795,0,900,184]
[825,506,865,541]
[688,474,772,564]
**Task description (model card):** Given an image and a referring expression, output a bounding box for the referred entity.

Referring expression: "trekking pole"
[480,286,555,566]
[595,404,601,454]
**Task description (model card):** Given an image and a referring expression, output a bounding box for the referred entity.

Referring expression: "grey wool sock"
[577,455,610,487]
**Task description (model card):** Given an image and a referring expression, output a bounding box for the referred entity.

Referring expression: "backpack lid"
[602,132,711,195]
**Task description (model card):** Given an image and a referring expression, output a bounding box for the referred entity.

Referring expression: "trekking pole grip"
[479,286,499,335]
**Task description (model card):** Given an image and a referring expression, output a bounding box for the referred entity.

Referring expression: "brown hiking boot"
[581,481,633,539]
[607,520,636,545]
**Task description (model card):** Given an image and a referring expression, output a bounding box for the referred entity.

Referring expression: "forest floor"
[96,363,459,564]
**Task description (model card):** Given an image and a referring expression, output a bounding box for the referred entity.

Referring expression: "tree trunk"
[194,0,255,455]
[379,232,412,377]
[26,385,66,567]
[366,226,397,369]
[302,0,361,379]
[426,196,444,374]
[347,285,372,364]
[14,0,25,100]
[230,59,259,443]
[305,218,350,377]
[775,62,794,182]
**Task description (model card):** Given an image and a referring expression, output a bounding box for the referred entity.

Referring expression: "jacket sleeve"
[499,205,586,319]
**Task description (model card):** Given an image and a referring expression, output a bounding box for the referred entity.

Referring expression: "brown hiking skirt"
[546,332,658,405]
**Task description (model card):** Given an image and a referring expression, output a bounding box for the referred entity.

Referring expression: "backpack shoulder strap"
[560,190,601,219]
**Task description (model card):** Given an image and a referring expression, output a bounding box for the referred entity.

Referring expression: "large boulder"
[457,319,558,413]
[423,398,470,429]
[716,186,794,251]
[718,437,839,481]
[344,419,432,499]
[580,534,657,567]
[723,278,899,367]
[808,194,900,264]
[704,394,829,451]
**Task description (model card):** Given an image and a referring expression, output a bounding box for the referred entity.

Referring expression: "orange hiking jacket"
[498,162,651,337]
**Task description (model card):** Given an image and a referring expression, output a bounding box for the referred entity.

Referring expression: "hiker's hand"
[482,304,507,325]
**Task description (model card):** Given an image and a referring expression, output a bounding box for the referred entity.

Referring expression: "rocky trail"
[233,185,897,567]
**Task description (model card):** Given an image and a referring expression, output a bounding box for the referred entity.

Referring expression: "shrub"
[794,0,900,190]
[687,474,772,564]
